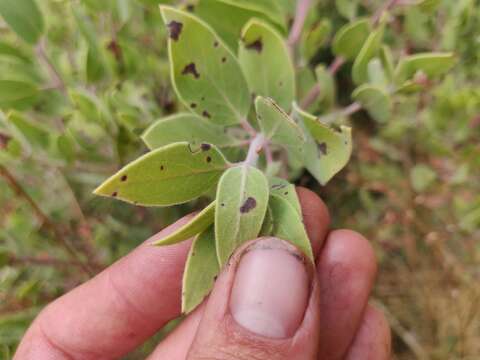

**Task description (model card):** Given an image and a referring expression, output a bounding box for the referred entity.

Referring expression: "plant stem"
[244,134,265,167]
[300,56,346,109]
[0,165,94,276]
[288,0,312,47]
[36,38,66,95]
[341,101,362,117]
[372,0,401,25]
[239,118,257,137]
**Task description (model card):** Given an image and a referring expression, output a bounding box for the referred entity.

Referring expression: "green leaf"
[153,201,215,246]
[94,142,229,206]
[292,103,352,185]
[379,45,395,81]
[182,226,220,314]
[7,111,50,149]
[0,80,39,109]
[195,0,286,51]
[215,165,269,265]
[269,177,301,215]
[352,26,384,85]
[315,65,336,108]
[269,195,314,262]
[56,134,76,163]
[417,0,441,13]
[335,0,358,19]
[410,164,436,192]
[301,19,331,60]
[255,96,305,162]
[142,113,234,150]
[160,6,250,126]
[332,19,370,60]
[352,84,391,123]
[259,206,274,236]
[0,0,44,44]
[239,19,295,111]
[367,58,388,87]
[395,52,455,84]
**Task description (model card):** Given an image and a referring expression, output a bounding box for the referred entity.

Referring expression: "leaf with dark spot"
[215,165,269,265]
[240,197,257,213]
[182,62,200,78]
[202,110,211,118]
[190,103,197,108]
[121,175,128,182]
[201,143,211,151]
[167,21,183,41]
[317,142,328,156]
[245,38,263,53]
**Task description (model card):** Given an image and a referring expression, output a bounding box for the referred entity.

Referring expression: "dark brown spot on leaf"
[240,197,257,213]
[167,21,183,41]
[318,142,328,156]
[279,81,283,87]
[202,110,211,118]
[245,38,263,53]
[206,156,212,163]
[213,41,219,47]
[182,62,200,79]
[160,165,165,170]
[186,4,195,12]
[201,96,205,101]
[221,203,225,207]
[121,175,128,182]
[284,191,289,195]
[112,191,118,197]
[201,143,211,151]
[191,103,197,108]
[221,57,226,63]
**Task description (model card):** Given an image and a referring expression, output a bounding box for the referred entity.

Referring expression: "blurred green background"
[0,0,479,359]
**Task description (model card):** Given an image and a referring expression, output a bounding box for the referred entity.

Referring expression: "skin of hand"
[14,187,391,360]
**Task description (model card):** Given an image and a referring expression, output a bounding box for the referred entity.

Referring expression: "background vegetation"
[0,0,479,359]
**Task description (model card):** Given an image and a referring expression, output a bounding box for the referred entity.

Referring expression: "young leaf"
[301,19,331,60]
[292,103,353,185]
[238,19,295,111]
[0,80,39,109]
[332,19,370,60]
[269,177,301,215]
[0,0,44,45]
[315,65,336,108]
[352,26,384,85]
[367,58,388,87]
[94,142,229,206]
[182,226,220,314]
[215,165,269,266]
[255,96,305,162]
[394,52,455,83]
[195,0,286,51]
[7,111,50,150]
[335,0,358,19]
[160,6,250,126]
[269,195,314,262]
[142,113,234,150]
[352,84,391,123]
[379,45,395,81]
[153,201,215,246]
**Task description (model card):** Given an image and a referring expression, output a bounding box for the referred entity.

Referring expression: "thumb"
[187,237,321,360]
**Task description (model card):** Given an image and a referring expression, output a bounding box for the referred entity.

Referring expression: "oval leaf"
[142,113,234,150]
[332,19,370,60]
[195,0,286,51]
[239,19,295,111]
[215,165,269,266]
[0,0,44,44]
[182,226,220,314]
[301,19,331,60]
[269,195,314,262]
[7,111,50,149]
[352,84,391,123]
[0,80,39,109]
[315,64,336,108]
[352,26,384,85]
[292,103,353,185]
[394,52,455,84]
[255,96,305,162]
[269,177,301,215]
[94,142,229,206]
[160,6,250,126]
[153,201,215,246]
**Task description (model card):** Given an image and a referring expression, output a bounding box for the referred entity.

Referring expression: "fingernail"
[229,238,310,339]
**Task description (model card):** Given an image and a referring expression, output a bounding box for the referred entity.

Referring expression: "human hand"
[14,187,390,360]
